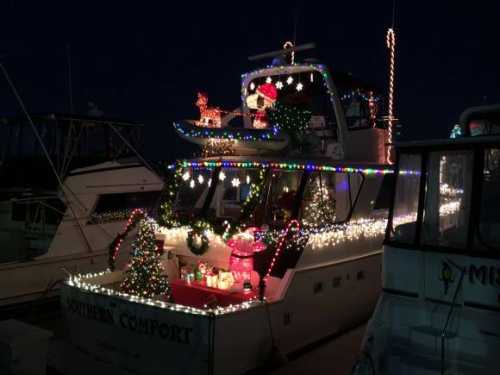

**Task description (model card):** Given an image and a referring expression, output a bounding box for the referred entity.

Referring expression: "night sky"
[1,1,499,161]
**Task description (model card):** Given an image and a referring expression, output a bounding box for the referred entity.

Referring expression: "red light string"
[265,219,301,278]
[107,208,147,270]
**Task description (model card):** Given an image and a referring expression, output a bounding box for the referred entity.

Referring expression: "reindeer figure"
[196,92,222,128]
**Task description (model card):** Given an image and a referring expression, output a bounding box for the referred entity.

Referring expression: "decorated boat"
[61,43,394,375]
[353,105,500,374]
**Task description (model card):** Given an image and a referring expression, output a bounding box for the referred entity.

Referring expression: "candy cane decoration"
[266,219,301,278]
[386,28,396,164]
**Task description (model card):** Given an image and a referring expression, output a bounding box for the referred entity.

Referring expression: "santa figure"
[227,227,266,291]
[246,83,277,129]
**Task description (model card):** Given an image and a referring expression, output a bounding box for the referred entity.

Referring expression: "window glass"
[390,153,422,243]
[422,151,473,248]
[176,169,210,212]
[300,172,336,227]
[264,170,303,228]
[91,191,159,223]
[218,169,257,221]
[476,148,500,250]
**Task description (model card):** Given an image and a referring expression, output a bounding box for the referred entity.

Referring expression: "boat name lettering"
[468,265,500,286]
[66,297,193,344]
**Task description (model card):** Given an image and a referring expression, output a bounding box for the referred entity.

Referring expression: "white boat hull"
[60,251,381,375]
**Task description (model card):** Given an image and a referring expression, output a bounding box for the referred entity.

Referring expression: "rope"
[386,28,396,164]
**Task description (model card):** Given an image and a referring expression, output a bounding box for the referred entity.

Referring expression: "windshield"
[260,170,303,229]
[390,153,422,243]
[476,148,500,250]
[175,167,262,223]
[421,151,473,248]
[300,172,336,227]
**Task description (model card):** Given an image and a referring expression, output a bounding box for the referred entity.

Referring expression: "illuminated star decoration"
[286,76,294,85]
[231,177,241,187]
[265,77,272,84]
[296,82,303,91]
[275,81,284,90]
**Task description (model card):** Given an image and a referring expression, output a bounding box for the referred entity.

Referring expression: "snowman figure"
[246,83,277,129]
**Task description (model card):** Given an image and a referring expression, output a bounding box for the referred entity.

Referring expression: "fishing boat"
[61,43,394,375]
[353,104,500,374]
[0,114,163,311]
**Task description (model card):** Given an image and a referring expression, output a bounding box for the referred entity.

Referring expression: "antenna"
[248,42,315,62]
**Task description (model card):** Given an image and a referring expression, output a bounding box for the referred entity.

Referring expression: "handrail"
[440,258,466,375]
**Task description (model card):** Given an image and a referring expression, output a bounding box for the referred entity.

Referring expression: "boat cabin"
[356,105,500,375]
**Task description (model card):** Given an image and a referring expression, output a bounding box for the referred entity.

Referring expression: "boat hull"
[60,251,382,375]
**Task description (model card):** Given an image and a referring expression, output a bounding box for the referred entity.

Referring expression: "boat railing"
[440,258,467,375]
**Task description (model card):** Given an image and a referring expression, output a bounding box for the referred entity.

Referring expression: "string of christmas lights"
[179,159,395,176]
[66,270,261,316]
[174,122,280,141]
[120,218,171,297]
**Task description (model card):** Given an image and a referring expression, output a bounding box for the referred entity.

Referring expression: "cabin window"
[300,172,336,227]
[476,148,500,250]
[246,70,338,141]
[175,169,211,214]
[343,94,372,130]
[390,153,422,243]
[313,281,323,294]
[421,151,473,249]
[332,276,342,288]
[90,191,159,223]
[263,170,303,229]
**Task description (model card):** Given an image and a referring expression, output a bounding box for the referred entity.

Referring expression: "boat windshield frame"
[174,158,391,229]
[385,137,500,259]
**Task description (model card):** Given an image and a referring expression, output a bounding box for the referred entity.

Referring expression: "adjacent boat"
[61,44,394,375]
[0,114,164,310]
[353,105,500,374]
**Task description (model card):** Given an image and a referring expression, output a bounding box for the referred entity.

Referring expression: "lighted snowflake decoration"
[296,82,303,91]
[189,179,195,189]
[182,171,190,181]
[231,177,241,187]
[219,171,226,181]
[275,81,284,90]
[286,76,294,85]
[266,77,272,84]
[197,175,204,184]
[246,175,251,184]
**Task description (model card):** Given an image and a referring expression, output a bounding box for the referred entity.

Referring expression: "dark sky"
[1,1,499,160]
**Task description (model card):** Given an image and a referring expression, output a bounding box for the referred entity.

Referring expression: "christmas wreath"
[186,221,210,255]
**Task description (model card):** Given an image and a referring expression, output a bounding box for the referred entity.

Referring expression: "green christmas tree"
[121,218,170,297]
[302,176,336,227]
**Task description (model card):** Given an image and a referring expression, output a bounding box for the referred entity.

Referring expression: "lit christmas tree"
[121,218,170,297]
[302,176,335,227]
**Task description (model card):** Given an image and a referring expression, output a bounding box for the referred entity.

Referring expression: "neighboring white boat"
[61,44,393,375]
[354,105,500,374]
[0,159,163,307]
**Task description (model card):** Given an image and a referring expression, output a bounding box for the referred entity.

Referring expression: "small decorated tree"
[121,218,170,297]
[302,176,335,227]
